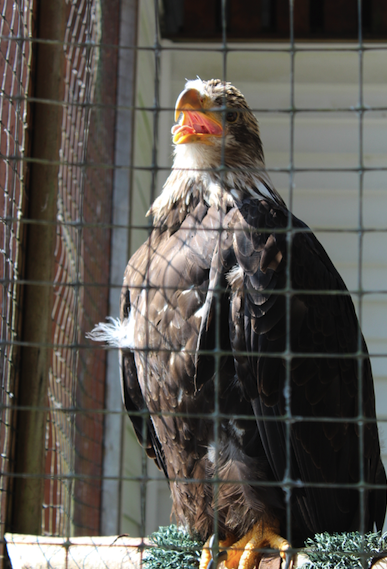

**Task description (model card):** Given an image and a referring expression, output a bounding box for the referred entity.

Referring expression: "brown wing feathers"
[222,198,385,536]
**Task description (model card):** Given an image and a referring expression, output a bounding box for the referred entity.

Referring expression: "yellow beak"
[172,88,223,145]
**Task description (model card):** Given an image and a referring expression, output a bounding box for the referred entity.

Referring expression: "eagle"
[90,78,386,568]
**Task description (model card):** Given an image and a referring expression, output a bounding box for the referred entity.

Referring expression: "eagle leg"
[223,521,292,569]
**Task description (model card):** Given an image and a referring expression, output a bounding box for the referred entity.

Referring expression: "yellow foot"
[224,521,292,569]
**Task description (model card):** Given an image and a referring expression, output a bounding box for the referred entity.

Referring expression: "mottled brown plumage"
[90,79,386,563]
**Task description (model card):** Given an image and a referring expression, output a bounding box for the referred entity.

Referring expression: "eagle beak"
[172,88,223,145]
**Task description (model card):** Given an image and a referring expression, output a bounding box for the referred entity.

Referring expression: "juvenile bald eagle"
[90,79,386,568]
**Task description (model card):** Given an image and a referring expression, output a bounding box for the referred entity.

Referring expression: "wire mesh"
[0,0,33,553]
[117,0,387,558]
[1,0,119,550]
[1,0,387,567]
[43,0,103,537]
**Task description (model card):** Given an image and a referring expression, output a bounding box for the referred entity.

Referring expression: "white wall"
[117,0,387,535]
[119,0,173,537]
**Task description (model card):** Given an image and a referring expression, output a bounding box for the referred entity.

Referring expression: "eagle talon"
[206,534,229,569]
[280,547,293,569]
[201,534,234,569]
[207,550,228,569]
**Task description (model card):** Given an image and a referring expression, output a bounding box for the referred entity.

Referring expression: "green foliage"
[142,526,387,569]
[300,532,387,569]
[143,525,204,569]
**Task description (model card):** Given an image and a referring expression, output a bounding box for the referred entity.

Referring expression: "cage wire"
[1,0,119,552]
[0,0,33,553]
[0,0,387,568]
[44,0,102,537]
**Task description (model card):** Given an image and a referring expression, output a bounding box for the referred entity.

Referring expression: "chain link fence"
[1,0,387,567]
[0,0,120,556]
[0,0,33,555]
[44,0,103,537]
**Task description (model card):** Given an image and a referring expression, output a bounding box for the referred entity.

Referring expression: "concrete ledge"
[5,534,150,569]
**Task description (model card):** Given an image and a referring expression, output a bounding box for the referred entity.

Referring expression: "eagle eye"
[226,110,238,123]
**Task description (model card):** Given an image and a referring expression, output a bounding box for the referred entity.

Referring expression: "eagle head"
[172,78,264,170]
[149,78,281,222]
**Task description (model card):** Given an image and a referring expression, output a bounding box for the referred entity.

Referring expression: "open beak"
[172,88,223,145]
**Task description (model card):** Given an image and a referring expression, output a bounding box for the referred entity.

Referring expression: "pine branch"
[143,525,204,569]
[300,531,387,569]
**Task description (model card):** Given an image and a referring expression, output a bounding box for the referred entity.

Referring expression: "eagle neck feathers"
[149,156,285,225]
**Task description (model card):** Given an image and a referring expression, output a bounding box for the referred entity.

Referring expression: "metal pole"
[12,0,67,535]
[101,0,139,536]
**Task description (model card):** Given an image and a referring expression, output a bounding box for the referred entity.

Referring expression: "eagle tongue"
[171,124,196,136]
[172,110,222,143]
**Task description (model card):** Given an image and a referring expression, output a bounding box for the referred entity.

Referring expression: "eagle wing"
[120,193,385,540]
[119,286,168,476]
[220,197,385,537]
[119,201,230,472]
